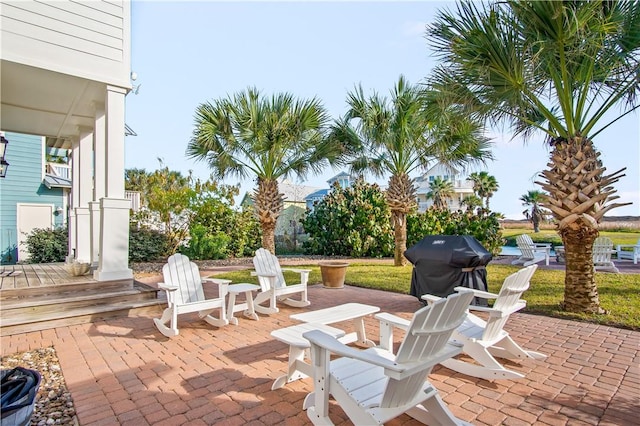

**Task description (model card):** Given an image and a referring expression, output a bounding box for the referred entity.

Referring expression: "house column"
[67,137,79,262]
[94,85,132,281]
[74,127,93,263]
[89,105,105,268]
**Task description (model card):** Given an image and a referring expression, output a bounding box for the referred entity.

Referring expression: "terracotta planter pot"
[318,261,349,288]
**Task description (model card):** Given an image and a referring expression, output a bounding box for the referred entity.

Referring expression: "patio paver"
[1,282,638,425]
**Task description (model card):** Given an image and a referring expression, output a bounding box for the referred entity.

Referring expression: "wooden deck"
[0,263,162,335]
[0,263,96,290]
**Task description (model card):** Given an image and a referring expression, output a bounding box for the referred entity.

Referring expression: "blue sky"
[126,1,639,219]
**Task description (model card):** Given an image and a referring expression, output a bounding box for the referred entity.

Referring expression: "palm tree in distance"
[461,194,483,213]
[428,0,639,313]
[468,171,499,210]
[426,177,454,210]
[188,88,341,254]
[332,76,492,266]
[520,190,549,233]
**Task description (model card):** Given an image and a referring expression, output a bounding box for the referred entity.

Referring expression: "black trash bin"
[1,367,41,426]
[404,235,492,305]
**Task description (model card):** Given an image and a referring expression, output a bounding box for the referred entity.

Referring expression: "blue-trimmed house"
[0,132,71,264]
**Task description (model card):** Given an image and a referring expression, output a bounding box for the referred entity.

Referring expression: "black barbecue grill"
[404,235,492,306]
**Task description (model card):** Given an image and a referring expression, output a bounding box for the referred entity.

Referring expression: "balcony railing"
[125,191,141,212]
[46,162,71,179]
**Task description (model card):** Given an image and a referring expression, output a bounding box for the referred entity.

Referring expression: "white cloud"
[401,20,427,38]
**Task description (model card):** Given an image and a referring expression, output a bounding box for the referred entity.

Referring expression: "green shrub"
[180,224,230,260]
[302,178,394,257]
[129,228,170,262]
[24,227,68,263]
[407,209,505,256]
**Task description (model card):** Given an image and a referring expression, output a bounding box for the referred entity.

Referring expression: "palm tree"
[333,76,492,265]
[426,177,454,210]
[188,88,340,253]
[461,194,483,213]
[468,171,499,210]
[428,0,639,313]
[520,190,548,233]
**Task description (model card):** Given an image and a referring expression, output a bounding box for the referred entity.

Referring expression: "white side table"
[227,283,260,325]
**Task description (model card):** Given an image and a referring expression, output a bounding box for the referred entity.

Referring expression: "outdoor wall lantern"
[0,134,9,178]
[0,159,8,178]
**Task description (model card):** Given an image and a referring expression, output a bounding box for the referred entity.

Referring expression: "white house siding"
[415,163,475,212]
[0,0,130,86]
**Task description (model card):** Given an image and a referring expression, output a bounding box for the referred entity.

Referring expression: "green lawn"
[501,228,640,247]
[214,263,640,330]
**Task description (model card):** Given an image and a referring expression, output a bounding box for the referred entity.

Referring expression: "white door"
[17,203,54,262]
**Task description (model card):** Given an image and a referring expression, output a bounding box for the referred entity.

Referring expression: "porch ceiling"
[1,60,107,149]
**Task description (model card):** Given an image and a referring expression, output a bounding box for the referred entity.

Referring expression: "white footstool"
[227,283,260,325]
[270,323,345,390]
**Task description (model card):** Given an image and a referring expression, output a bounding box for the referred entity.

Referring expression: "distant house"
[0,132,70,264]
[415,164,475,212]
[305,172,354,210]
[241,179,322,237]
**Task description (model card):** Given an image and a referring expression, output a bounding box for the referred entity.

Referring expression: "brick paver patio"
[1,281,638,425]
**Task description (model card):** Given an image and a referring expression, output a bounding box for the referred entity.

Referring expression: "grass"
[214,263,640,331]
[501,228,640,247]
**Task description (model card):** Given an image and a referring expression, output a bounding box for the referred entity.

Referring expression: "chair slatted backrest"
[253,248,286,292]
[593,236,614,264]
[380,290,475,409]
[163,254,205,305]
[516,235,535,259]
[483,265,537,341]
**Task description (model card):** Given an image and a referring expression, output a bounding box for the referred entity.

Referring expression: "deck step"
[0,300,164,336]
[1,288,157,319]
[0,279,134,301]
[0,280,166,336]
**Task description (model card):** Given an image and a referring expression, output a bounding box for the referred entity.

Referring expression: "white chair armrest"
[304,330,403,372]
[453,286,499,300]
[420,294,442,305]
[157,283,178,292]
[375,312,410,330]
[203,278,231,285]
[482,301,526,318]
[617,244,639,250]
[533,243,551,248]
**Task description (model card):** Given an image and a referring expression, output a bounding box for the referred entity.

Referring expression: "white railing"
[125,191,141,212]
[46,163,71,179]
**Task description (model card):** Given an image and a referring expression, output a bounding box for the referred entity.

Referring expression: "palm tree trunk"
[254,178,283,255]
[561,229,604,314]
[392,211,408,266]
[261,220,277,255]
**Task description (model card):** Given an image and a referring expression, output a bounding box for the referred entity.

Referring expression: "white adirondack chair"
[616,238,640,264]
[251,248,310,314]
[153,253,229,337]
[512,234,550,266]
[302,290,475,426]
[593,236,619,273]
[419,264,545,380]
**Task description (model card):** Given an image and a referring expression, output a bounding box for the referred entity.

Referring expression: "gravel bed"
[1,347,77,426]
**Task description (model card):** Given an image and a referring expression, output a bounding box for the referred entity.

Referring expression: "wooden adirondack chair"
[302,290,475,426]
[251,248,310,314]
[420,264,545,380]
[511,234,550,266]
[153,253,229,337]
[593,236,619,273]
[616,238,640,264]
